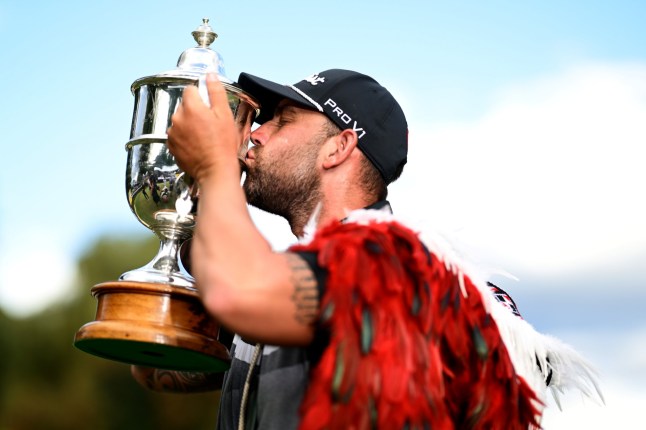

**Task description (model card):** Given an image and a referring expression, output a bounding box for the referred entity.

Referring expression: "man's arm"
[130,366,225,393]
[167,74,319,346]
[130,328,234,393]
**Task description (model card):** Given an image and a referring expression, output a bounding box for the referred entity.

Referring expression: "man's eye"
[276,117,292,128]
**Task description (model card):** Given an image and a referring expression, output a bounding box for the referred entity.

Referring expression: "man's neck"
[290,197,384,238]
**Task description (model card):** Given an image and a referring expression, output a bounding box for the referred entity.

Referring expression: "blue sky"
[1,1,645,427]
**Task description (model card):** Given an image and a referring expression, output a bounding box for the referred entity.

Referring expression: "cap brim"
[238,72,315,124]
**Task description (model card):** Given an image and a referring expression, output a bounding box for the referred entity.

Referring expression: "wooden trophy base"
[74,280,230,372]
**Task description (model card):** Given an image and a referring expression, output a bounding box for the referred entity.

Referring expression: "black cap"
[238,69,408,184]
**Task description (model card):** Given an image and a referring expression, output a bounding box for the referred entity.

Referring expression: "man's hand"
[167,73,242,184]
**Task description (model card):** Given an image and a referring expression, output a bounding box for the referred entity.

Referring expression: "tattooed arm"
[186,225,321,347]
[286,252,320,327]
[193,250,321,347]
[130,366,224,393]
[130,328,233,393]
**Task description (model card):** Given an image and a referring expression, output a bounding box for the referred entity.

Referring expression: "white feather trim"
[488,296,604,408]
[299,202,323,244]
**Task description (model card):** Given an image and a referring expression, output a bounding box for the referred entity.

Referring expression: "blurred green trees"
[0,234,220,430]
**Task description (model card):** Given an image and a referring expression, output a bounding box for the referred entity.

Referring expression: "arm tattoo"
[145,369,223,393]
[286,253,319,325]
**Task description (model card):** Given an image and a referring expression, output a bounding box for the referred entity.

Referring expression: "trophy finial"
[192,17,218,47]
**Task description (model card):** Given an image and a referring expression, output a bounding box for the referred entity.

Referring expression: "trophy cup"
[74,19,259,371]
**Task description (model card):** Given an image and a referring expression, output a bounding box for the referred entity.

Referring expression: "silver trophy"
[74,19,259,371]
[122,18,257,287]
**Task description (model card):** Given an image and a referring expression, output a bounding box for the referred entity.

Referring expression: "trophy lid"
[131,18,233,91]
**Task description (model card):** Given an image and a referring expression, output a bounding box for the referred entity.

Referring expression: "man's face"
[242,102,330,219]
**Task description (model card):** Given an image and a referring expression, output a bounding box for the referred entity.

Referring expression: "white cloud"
[0,232,77,317]
[391,62,646,276]
[541,381,643,429]
[539,325,646,429]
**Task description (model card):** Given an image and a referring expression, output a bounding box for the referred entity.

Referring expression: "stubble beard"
[243,141,322,227]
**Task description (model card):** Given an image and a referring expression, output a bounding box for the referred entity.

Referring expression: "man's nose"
[250,124,267,147]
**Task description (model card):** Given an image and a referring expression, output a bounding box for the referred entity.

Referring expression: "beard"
[243,137,323,224]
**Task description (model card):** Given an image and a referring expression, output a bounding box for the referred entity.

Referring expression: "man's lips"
[245,148,257,165]
[240,149,255,173]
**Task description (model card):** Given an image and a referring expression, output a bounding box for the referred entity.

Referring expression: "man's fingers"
[206,73,233,118]
[182,85,200,106]
[180,75,231,120]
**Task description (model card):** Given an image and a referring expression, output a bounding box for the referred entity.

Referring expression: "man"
[134,69,598,429]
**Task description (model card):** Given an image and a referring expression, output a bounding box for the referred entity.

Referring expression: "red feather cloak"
[290,218,542,430]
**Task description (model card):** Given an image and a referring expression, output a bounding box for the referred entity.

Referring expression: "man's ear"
[322,129,359,170]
